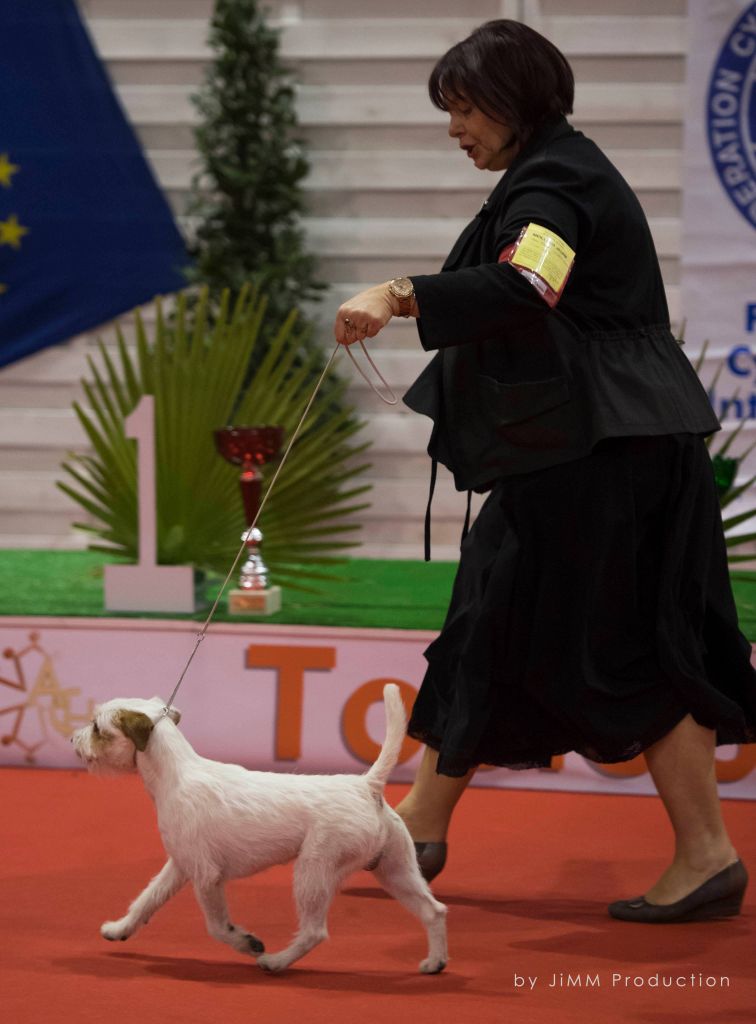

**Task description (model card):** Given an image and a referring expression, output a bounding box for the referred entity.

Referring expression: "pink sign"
[1,616,754,799]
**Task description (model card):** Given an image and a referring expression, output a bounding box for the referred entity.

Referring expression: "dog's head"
[71,697,181,775]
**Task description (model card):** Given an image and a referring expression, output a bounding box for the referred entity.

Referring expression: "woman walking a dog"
[334,19,756,922]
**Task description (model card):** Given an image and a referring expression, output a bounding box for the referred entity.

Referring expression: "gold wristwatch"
[388,277,415,317]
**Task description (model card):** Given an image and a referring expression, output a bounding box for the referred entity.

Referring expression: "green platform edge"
[0,551,452,631]
[2,550,756,639]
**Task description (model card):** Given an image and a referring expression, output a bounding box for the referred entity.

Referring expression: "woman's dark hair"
[428,20,574,140]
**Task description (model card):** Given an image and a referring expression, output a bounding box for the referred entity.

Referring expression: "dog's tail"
[365,683,407,792]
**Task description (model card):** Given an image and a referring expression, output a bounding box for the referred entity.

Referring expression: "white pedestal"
[103,396,203,614]
[104,563,199,613]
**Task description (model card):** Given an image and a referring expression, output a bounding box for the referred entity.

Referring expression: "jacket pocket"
[477,373,570,426]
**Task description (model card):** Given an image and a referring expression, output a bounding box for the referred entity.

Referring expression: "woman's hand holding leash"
[334,280,419,346]
[335,283,395,345]
[333,282,407,405]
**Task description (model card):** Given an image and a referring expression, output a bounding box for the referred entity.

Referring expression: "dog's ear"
[115,710,154,752]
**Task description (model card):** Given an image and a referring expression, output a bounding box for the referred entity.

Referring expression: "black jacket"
[403,116,719,492]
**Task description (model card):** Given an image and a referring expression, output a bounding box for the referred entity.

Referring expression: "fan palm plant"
[57,286,371,589]
[693,339,756,566]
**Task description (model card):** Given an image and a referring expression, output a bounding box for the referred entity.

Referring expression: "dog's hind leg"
[101,858,186,942]
[257,852,345,973]
[371,816,448,974]
[193,879,265,957]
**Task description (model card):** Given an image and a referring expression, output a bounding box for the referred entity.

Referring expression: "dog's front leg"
[193,880,265,958]
[256,853,340,973]
[101,858,186,942]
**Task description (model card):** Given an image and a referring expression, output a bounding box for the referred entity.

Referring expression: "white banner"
[682,1,756,444]
[1,616,754,799]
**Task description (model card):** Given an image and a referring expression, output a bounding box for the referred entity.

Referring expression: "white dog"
[71,684,448,974]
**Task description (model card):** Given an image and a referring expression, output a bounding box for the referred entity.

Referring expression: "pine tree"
[186,0,325,348]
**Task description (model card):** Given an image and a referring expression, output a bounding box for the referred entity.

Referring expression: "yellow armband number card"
[498,222,575,308]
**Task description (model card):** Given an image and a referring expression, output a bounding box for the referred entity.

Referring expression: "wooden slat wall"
[0,0,691,557]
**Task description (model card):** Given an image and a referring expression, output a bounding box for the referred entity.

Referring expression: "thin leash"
[162,339,397,716]
[343,339,398,406]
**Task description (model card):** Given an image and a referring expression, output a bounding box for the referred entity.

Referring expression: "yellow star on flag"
[0,284,7,295]
[0,153,20,188]
[0,214,29,249]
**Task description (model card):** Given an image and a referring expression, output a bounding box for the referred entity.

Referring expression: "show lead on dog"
[334,19,756,920]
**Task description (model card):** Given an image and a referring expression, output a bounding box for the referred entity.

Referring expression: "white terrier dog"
[71,684,448,974]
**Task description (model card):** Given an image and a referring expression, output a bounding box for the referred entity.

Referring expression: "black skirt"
[407,434,756,777]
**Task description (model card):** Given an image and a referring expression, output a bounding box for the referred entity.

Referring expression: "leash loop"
[344,340,398,405]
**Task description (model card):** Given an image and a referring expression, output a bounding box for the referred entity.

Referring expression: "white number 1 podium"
[104,395,198,613]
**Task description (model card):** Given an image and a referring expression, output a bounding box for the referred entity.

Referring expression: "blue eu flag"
[0,0,188,368]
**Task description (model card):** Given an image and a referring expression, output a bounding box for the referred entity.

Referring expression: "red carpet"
[1,768,754,1024]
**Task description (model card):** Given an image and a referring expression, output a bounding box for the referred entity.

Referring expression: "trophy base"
[228,585,282,616]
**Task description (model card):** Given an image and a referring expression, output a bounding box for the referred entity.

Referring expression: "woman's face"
[446,98,520,171]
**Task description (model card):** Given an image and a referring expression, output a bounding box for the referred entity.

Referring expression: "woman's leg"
[641,713,738,904]
[394,746,475,842]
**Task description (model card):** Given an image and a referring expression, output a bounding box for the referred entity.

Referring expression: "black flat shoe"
[608,859,748,923]
[414,841,447,883]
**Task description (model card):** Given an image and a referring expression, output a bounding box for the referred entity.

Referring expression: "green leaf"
[725,531,756,548]
[720,473,756,509]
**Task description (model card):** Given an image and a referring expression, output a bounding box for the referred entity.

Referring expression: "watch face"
[391,277,414,298]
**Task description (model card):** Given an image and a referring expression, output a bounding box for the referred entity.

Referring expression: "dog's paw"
[101,919,131,942]
[419,956,447,975]
[227,924,265,956]
[244,932,265,955]
[256,952,289,974]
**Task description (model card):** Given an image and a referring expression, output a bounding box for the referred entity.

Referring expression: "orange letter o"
[341,679,421,767]
[584,753,648,778]
[715,745,756,783]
